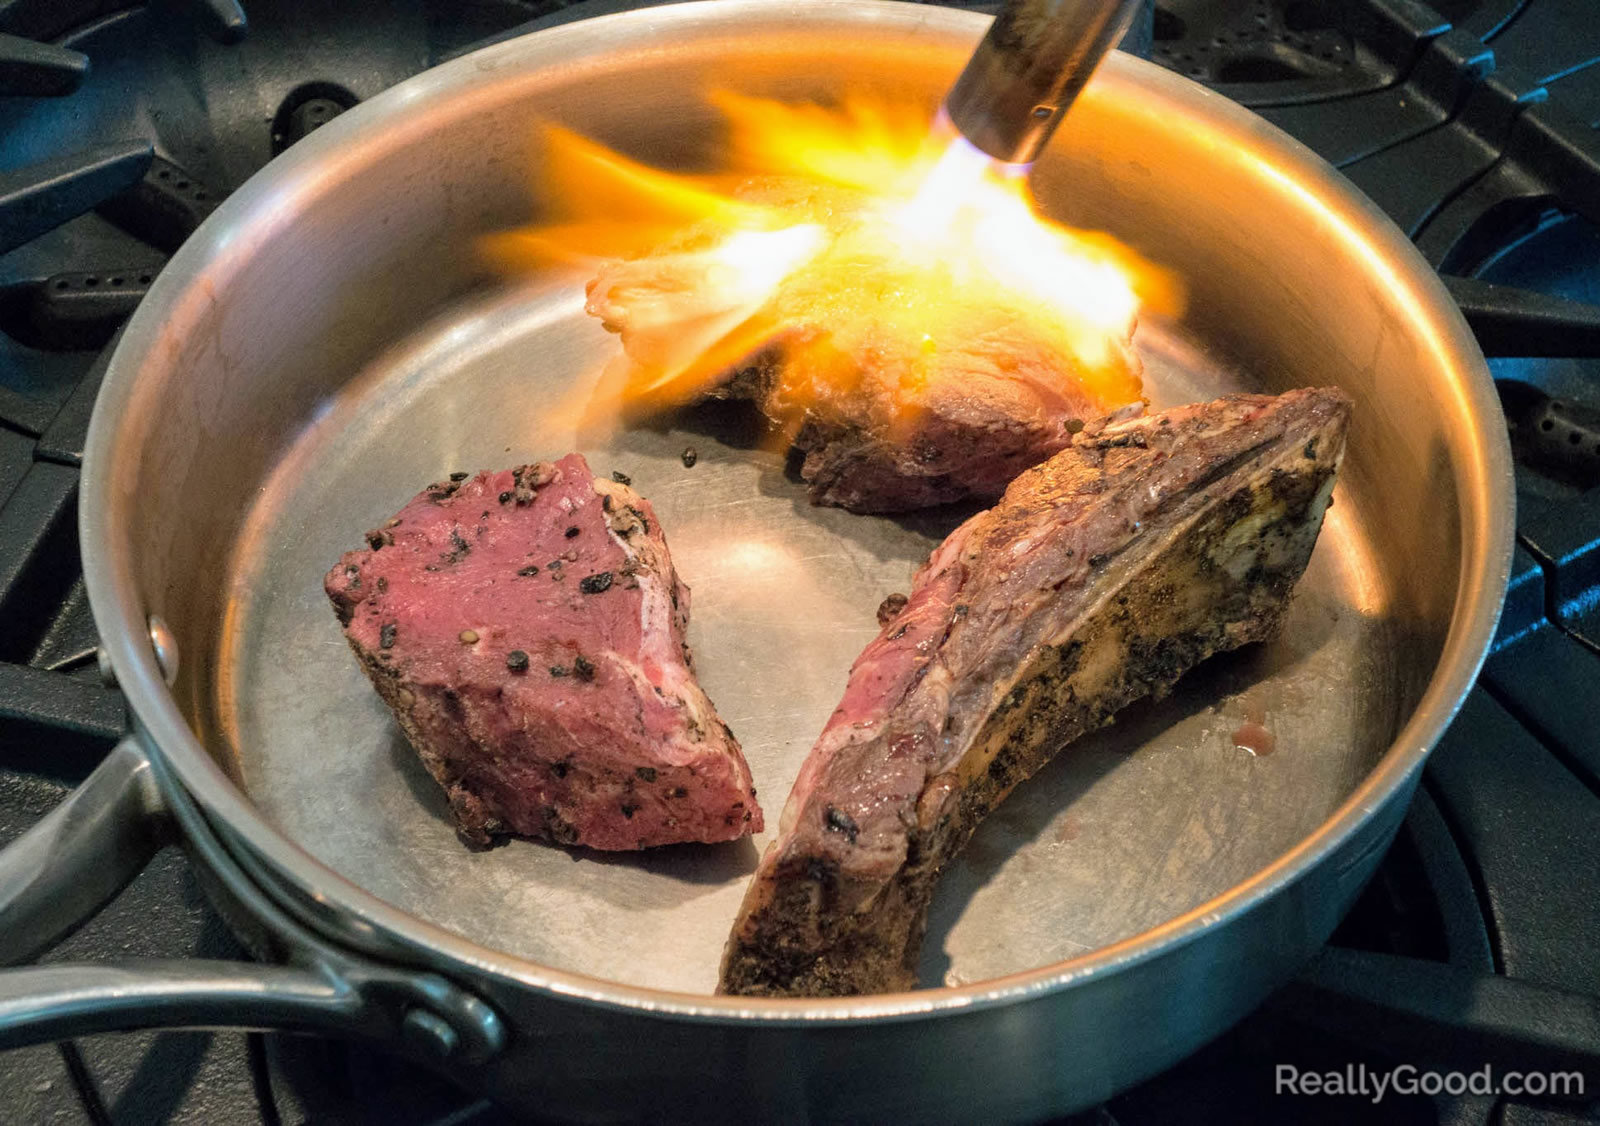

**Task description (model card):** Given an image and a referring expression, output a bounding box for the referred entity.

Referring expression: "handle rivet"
[401,1008,459,1058]
[96,648,119,689]
[148,616,179,686]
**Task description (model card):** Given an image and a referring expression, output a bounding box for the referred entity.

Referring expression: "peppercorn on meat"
[721,389,1351,995]
[325,453,763,851]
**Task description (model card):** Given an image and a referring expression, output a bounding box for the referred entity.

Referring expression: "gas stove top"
[0,0,1597,1122]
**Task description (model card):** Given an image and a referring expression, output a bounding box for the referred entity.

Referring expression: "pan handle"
[0,962,361,1049]
[0,960,501,1058]
[0,736,505,1062]
[0,738,169,966]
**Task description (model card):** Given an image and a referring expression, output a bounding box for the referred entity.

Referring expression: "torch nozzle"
[943,0,1147,166]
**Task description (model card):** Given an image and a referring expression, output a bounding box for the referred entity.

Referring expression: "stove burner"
[0,0,1597,1123]
[270,82,358,154]
[1502,381,1600,488]
[1154,0,1360,88]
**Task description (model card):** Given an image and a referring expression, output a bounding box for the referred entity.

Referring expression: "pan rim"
[80,0,1513,1024]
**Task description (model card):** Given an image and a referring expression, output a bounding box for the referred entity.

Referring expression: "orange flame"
[481,93,1182,432]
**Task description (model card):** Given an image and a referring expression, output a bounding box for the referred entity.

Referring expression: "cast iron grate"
[0,0,1597,1123]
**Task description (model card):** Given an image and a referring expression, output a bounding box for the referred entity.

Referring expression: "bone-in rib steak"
[720,389,1351,995]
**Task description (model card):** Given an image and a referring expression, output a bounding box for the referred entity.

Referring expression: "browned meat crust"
[720,389,1352,996]
[584,178,1145,515]
[325,453,762,851]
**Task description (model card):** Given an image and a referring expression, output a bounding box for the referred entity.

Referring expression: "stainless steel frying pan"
[0,2,1512,1120]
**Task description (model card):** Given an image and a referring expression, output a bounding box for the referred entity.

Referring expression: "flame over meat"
[482,92,1181,436]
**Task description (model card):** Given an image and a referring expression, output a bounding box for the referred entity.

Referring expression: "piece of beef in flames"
[324,453,763,850]
[702,331,1119,515]
[584,186,1144,515]
[720,388,1351,996]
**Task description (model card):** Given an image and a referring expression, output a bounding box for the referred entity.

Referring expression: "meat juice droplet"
[1232,696,1275,756]
[1232,721,1276,757]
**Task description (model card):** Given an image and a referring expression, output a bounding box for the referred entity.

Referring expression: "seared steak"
[325,453,763,850]
[719,389,1351,996]
[693,341,1117,514]
[584,180,1146,515]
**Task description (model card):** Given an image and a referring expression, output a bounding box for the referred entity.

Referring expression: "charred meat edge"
[719,391,1350,997]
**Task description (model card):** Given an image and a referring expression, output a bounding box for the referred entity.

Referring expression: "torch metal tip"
[944,0,1148,165]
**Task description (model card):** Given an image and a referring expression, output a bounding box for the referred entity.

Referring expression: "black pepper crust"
[719,400,1348,998]
[823,806,859,843]
[327,457,763,853]
[876,592,908,626]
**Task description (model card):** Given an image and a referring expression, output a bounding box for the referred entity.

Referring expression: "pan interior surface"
[216,276,1393,994]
